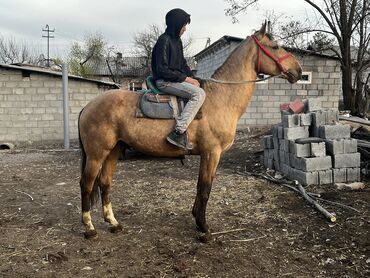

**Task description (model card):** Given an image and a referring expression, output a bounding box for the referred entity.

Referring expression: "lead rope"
[202,74,283,85]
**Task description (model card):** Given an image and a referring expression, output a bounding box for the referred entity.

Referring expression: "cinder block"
[289,99,305,114]
[263,135,274,149]
[305,98,322,112]
[279,139,290,152]
[294,169,319,185]
[281,110,292,118]
[296,156,332,171]
[319,124,351,139]
[285,152,290,166]
[311,111,326,137]
[292,143,311,158]
[346,167,361,182]
[326,109,339,124]
[325,139,344,155]
[274,160,281,172]
[282,114,300,127]
[289,153,299,168]
[273,137,279,149]
[343,138,357,153]
[279,150,285,163]
[310,142,326,157]
[267,159,274,169]
[272,125,279,137]
[332,153,361,168]
[318,170,333,185]
[281,164,290,176]
[284,126,309,140]
[278,126,284,139]
[287,166,295,180]
[333,168,346,183]
[299,113,312,126]
[273,149,279,161]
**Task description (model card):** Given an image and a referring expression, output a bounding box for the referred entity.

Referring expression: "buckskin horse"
[78,23,302,242]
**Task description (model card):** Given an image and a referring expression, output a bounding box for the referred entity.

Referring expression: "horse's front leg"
[192,150,221,243]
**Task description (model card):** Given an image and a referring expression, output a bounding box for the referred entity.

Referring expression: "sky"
[0,0,314,60]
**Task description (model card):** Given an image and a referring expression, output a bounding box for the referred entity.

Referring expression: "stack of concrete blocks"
[262,98,361,185]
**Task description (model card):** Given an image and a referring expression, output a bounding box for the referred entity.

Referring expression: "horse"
[78,22,302,242]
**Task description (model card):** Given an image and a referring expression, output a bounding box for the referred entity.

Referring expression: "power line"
[42,24,55,67]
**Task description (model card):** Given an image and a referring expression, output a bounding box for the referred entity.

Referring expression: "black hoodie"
[151,8,193,82]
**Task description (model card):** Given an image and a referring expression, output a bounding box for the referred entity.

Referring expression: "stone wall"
[0,68,116,143]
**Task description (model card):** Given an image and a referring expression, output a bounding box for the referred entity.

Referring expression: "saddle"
[136,76,201,120]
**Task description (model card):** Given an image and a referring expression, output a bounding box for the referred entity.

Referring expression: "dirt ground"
[0,129,369,278]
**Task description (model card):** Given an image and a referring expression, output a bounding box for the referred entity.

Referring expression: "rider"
[151,8,206,150]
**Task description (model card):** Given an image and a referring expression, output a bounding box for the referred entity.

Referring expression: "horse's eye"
[272,45,279,50]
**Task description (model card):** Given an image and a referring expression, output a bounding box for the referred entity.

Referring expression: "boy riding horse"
[151,8,205,150]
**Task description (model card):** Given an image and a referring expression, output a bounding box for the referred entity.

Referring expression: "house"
[0,63,119,143]
[194,36,342,127]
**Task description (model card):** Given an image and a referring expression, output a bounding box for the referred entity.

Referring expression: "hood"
[165,8,191,39]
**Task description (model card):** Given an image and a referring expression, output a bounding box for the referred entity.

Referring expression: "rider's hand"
[185,77,200,87]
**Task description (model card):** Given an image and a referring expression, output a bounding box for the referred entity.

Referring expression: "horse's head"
[251,22,302,83]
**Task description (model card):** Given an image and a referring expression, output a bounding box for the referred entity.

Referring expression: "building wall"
[196,46,341,127]
[0,68,116,143]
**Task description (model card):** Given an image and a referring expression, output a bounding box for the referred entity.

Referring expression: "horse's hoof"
[197,231,213,243]
[109,224,123,233]
[84,229,98,240]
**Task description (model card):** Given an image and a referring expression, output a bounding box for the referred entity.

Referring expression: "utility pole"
[42,24,55,67]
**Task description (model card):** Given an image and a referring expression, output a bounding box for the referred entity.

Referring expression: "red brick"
[289,99,304,114]
[280,103,290,111]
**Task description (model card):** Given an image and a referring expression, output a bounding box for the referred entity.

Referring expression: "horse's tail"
[78,108,100,208]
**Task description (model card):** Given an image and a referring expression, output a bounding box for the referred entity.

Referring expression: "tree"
[224,0,370,115]
[0,35,41,65]
[132,24,193,75]
[68,32,107,77]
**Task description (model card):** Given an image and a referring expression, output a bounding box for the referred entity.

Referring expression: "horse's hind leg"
[99,144,123,233]
[80,157,104,239]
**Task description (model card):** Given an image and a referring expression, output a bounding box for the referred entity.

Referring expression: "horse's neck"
[204,39,258,120]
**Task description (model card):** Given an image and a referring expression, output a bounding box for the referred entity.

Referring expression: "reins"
[203,35,292,85]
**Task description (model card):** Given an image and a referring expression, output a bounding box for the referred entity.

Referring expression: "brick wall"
[0,68,116,143]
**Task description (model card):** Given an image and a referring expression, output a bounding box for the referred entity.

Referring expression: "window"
[256,73,269,84]
[297,72,312,84]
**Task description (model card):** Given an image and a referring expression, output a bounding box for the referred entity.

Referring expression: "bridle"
[251,35,292,74]
[204,35,294,84]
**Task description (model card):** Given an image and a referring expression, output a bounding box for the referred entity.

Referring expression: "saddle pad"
[139,93,181,119]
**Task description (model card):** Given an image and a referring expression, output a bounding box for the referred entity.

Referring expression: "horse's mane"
[211,32,274,78]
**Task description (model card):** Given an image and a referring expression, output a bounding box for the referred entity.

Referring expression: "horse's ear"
[259,21,267,36]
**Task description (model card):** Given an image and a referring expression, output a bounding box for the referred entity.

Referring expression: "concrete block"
[274,160,281,172]
[299,113,312,126]
[292,143,311,158]
[267,159,274,169]
[279,150,285,163]
[278,126,284,139]
[332,153,361,168]
[281,110,292,118]
[281,164,290,176]
[294,169,319,185]
[279,139,290,152]
[284,126,309,140]
[343,138,357,153]
[333,168,346,183]
[311,111,326,137]
[285,152,290,166]
[287,166,295,180]
[319,124,351,139]
[326,109,339,124]
[318,170,333,185]
[282,114,300,128]
[305,98,322,112]
[325,139,344,155]
[273,149,279,161]
[263,135,274,149]
[310,142,326,157]
[346,167,360,182]
[273,137,279,149]
[289,153,299,168]
[272,124,279,137]
[289,99,305,114]
[296,156,332,171]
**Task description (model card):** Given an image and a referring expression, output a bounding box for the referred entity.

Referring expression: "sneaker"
[166,130,193,150]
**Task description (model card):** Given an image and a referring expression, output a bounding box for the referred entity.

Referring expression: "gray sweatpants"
[156,80,206,133]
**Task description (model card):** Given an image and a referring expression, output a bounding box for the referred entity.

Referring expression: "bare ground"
[0,129,369,278]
